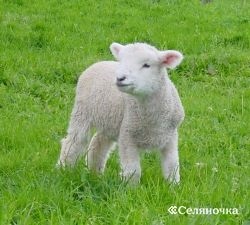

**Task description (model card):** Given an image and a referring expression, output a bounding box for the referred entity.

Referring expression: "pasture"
[0,0,249,224]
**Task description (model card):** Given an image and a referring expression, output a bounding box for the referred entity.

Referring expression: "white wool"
[57,42,185,184]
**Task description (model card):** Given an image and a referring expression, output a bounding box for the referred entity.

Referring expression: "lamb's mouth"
[116,82,133,87]
[116,83,135,93]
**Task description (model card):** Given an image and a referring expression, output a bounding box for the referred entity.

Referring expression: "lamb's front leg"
[119,138,141,184]
[161,131,180,184]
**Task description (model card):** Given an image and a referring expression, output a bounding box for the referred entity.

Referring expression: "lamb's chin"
[122,88,151,99]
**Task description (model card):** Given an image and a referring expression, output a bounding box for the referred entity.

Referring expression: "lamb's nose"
[117,76,126,82]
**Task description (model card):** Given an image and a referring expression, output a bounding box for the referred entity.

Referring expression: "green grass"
[0,0,250,224]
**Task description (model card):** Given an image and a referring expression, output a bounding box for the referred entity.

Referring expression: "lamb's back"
[76,61,125,139]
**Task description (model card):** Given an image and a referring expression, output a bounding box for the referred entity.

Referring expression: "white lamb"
[57,42,185,184]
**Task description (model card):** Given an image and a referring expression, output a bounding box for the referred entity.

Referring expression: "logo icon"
[168,206,177,215]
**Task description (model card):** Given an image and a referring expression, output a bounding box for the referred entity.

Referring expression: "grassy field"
[0,0,250,224]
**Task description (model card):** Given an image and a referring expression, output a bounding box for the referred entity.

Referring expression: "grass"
[0,0,250,224]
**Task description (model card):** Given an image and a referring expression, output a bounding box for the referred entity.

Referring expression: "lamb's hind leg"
[86,133,113,173]
[57,105,91,167]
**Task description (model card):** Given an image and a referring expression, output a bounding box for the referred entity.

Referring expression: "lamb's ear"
[159,50,184,69]
[110,42,124,60]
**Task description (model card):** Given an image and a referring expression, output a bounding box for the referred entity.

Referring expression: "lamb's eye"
[142,63,150,68]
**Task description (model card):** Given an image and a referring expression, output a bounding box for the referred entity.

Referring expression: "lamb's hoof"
[55,160,65,169]
[121,172,141,186]
[167,176,180,185]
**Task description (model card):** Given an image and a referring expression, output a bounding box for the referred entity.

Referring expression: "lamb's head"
[110,42,183,96]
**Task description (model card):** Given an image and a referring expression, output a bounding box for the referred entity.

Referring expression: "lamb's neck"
[137,78,170,118]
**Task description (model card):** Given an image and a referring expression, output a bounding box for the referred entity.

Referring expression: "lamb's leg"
[86,133,113,173]
[57,105,90,167]
[161,131,180,184]
[119,140,141,184]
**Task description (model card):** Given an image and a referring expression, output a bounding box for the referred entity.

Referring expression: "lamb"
[57,42,185,184]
